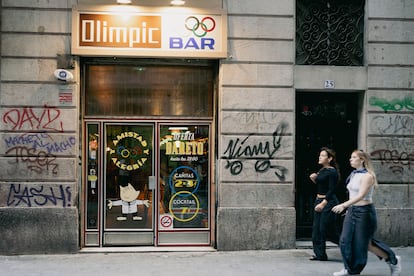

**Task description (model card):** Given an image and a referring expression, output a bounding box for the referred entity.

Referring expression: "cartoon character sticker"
[107,183,150,221]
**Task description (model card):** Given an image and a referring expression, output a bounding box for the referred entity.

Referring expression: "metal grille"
[296,0,365,66]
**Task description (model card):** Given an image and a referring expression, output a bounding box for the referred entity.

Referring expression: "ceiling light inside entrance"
[171,0,185,6]
[117,0,131,4]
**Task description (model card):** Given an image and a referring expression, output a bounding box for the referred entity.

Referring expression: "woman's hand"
[309,173,318,183]
[314,201,326,212]
[332,204,346,214]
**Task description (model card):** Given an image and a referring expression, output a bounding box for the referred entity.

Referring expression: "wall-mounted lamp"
[117,0,131,4]
[170,0,185,6]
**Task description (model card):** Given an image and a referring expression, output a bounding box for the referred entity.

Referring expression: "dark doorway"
[295,92,359,239]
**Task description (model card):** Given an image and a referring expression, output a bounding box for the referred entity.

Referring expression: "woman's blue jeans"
[339,204,397,274]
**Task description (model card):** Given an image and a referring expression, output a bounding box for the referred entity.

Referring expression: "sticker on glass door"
[159,125,210,231]
[105,124,154,235]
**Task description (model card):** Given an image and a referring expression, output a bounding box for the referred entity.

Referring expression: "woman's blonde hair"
[353,149,378,188]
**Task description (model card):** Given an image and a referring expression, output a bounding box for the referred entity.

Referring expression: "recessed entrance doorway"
[81,58,217,247]
[295,92,360,239]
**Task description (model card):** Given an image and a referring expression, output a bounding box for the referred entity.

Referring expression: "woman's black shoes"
[309,255,328,261]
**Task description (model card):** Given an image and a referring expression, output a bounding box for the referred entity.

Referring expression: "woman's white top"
[347,171,374,202]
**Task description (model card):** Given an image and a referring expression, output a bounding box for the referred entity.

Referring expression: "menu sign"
[159,125,209,229]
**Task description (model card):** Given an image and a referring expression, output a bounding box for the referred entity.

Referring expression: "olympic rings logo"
[109,131,150,171]
[116,146,142,158]
[185,16,216,37]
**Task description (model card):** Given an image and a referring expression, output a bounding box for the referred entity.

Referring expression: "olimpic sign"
[71,6,227,58]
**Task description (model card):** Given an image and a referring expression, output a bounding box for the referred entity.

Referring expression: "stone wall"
[216,0,296,250]
[365,0,414,246]
[0,0,413,254]
[216,0,414,250]
[0,0,79,254]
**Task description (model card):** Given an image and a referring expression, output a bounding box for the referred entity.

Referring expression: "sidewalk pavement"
[0,246,412,276]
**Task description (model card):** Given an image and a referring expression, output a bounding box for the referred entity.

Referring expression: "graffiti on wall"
[4,133,75,154]
[370,148,414,174]
[6,183,72,207]
[2,105,64,132]
[370,114,414,135]
[223,123,288,181]
[369,96,414,112]
[232,112,285,126]
[0,101,76,207]
[1,104,75,179]
[5,146,59,175]
[369,95,414,181]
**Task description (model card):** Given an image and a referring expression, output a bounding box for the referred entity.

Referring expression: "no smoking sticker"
[159,214,173,230]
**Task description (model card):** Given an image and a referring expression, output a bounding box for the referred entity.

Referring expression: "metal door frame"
[82,119,213,247]
[102,122,155,246]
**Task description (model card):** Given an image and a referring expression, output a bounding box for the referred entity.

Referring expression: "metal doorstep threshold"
[296,240,338,249]
[80,246,216,254]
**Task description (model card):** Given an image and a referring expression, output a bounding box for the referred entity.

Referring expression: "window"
[83,59,216,117]
[296,0,365,66]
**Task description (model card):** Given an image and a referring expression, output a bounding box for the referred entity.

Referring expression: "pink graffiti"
[2,105,63,132]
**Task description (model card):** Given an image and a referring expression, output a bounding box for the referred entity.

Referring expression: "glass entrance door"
[81,58,216,248]
[83,122,211,247]
[104,123,154,245]
[157,124,210,245]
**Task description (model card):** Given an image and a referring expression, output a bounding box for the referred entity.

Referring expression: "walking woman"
[309,147,341,261]
[332,150,402,276]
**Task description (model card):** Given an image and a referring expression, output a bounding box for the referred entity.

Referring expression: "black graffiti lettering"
[255,160,271,172]
[272,165,288,182]
[223,123,288,180]
[371,149,414,170]
[382,137,413,151]
[5,146,58,175]
[400,151,411,166]
[272,126,283,151]
[254,161,287,181]
[223,136,248,160]
[241,112,279,125]
[225,160,243,175]
[7,184,71,207]
[27,165,43,174]
[389,166,404,174]
[372,115,414,135]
